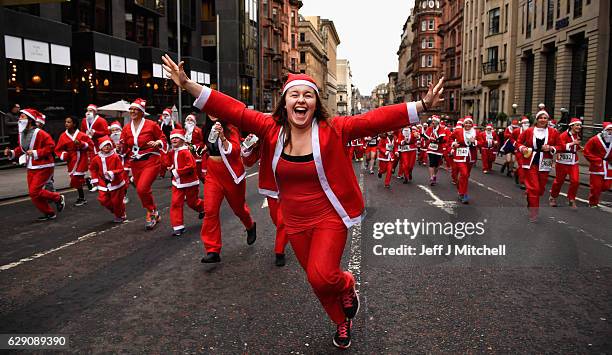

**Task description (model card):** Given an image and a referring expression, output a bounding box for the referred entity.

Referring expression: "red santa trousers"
[200,159,254,254]
[550,164,580,201]
[288,224,355,325]
[170,185,204,230]
[398,151,416,178]
[131,155,161,211]
[98,189,126,218]
[481,148,496,172]
[27,168,60,215]
[378,160,394,185]
[69,175,86,189]
[456,162,474,195]
[267,196,288,254]
[354,146,364,159]
[524,166,550,209]
[589,174,612,206]
[515,153,526,184]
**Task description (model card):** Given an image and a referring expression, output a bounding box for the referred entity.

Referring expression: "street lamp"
[512,103,518,115]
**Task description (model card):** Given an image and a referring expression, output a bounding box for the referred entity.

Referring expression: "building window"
[428,19,435,30]
[300,32,305,41]
[526,0,533,38]
[489,8,500,34]
[557,0,561,18]
[300,51,306,64]
[489,89,499,117]
[291,34,295,48]
[422,38,427,49]
[291,58,296,72]
[505,4,509,32]
[574,0,583,18]
[544,46,557,115]
[422,55,427,68]
[547,0,554,29]
[422,21,427,32]
[427,37,434,48]
[534,0,537,28]
[427,74,433,85]
[449,91,455,111]
[427,55,433,67]
[450,58,456,78]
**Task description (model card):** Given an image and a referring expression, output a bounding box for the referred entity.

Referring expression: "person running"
[583,122,612,208]
[55,116,94,206]
[478,123,499,174]
[90,136,127,223]
[119,98,166,230]
[513,117,531,189]
[162,54,444,349]
[377,132,398,188]
[500,119,518,176]
[183,113,206,182]
[159,108,182,178]
[397,126,418,183]
[364,135,378,174]
[109,120,132,204]
[549,118,582,209]
[424,115,447,186]
[451,116,479,204]
[3,108,65,220]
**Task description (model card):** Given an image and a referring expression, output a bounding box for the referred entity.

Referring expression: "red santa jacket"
[554,130,582,166]
[478,130,500,150]
[170,145,200,188]
[120,118,166,160]
[398,127,418,152]
[350,138,364,147]
[55,129,94,176]
[81,115,109,143]
[90,151,125,191]
[185,126,204,162]
[377,136,398,161]
[424,125,447,155]
[214,125,246,184]
[452,128,480,163]
[583,133,612,179]
[517,127,560,170]
[193,86,420,228]
[8,128,55,169]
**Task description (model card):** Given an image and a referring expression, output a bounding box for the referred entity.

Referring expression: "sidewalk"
[0,163,71,200]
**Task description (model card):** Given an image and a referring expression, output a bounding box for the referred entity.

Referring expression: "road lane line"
[557,192,612,213]
[347,169,363,287]
[417,185,456,215]
[246,172,259,178]
[261,198,268,208]
[469,178,513,199]
[548,216,612,248]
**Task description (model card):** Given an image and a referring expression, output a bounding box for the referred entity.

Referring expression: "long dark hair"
[271,91,330,148]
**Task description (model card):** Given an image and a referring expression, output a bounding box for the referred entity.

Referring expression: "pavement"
[0,161,611,352]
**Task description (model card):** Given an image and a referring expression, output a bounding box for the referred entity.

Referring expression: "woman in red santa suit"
[119,98,166,230]
[513,116,531,189]
[517,110,559,221]
[478,123,499,174]
[55,116,94,206]
[451,116,479,204]
[3,109,65,220]
[183,113,206,182]
[162,54,444,349]
[424,115,447,186]
[397,126,418,183]
[377,131,398,188]
[81,104,109,152]
[168,129,205,236]
[198,115,257,261]
[583,122,612,207]
[90,136,126,222]
[364,135,378,174]
[549,118,583,209]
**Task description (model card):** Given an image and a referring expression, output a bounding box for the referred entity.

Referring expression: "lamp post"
[511,103,518,126]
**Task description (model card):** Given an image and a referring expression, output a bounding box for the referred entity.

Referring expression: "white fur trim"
[281,80,319,95]
[193,86,212,110]
[407,102,419,125]
[170,133,185,140]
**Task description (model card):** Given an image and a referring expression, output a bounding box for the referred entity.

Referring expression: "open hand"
[422,77,445,109]
[161,54,190,89]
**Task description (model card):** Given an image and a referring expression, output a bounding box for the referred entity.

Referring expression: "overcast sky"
[300,0,415,96]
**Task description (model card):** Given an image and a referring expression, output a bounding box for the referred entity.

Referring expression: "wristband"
[421,98,429,111]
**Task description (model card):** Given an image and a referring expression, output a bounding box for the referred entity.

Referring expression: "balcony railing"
[482,59,506,74]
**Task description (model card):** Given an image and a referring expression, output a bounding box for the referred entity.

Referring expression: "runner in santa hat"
[183,113,206,182]
[198,114,257,262]
[168,128,205,236]
[55,116,94,206]
[377,131,399,188]
[500,118,519,176]
[549,118,583,209]
[90,136,126,223]
[417,122,428,165]
[109,120,131,204]
[162,54,444,349]
[512,116,531,189]
[3,108,65,220]
[451,116,480,204]
[397,126,419,183]
[478,123,499,174]
[119,98,166,229]
[424,115,447,186]
[348,137,365,162]
[158,108,182,178]
[439,120,453,172]
[364,135,379,174]
[517,109,560,222]
[81,104,109,153]
[449,119,464,184]
[583,121,612,207]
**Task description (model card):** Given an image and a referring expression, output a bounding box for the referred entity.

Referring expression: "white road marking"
[246,172,259,178]
[417,185,457,215]
[557,192,612,213]
[548,216,612,248]
[470,178,513,199]
[261,198,268,209]
[348,169,364,287]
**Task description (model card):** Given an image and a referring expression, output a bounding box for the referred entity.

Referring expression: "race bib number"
[539,158,553,172]
[386,143,394,151]
[455,147,469,157]
[428,143,438,151]
[557,152,574,164]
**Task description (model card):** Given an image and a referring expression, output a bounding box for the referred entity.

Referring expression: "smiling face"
[171,137,183,148]
[536,114,548,128]
[64,117,75,131]
[101,143,112,153]
[284,85,317,129]
[463,120,473,130]
[129,107,143,121]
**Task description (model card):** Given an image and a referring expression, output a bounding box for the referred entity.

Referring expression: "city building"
[387,71,398,104]
[396,13,415,103]
[372,83,389,108]
[438,0,464,123]
[336,59,352,115]
[514,0,610,136]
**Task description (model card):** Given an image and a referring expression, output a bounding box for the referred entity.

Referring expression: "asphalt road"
[0,160,610,353]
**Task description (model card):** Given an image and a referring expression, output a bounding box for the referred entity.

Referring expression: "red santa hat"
[538,103,546,110]
[20,108,45,125]
[456,119,463,127]
[602,122,612,130]
[185,114,197,123]
[281,73,319,96]
[170,128,186,141]
[98,135,113,149]
[162,108,172,116]
[87,104,98,112]
[108,121,122,130]
[535,110,550,120]
[485,123,494,129]
[463,116,473,123]
[431,115,440,122]
[130,98,147,113]
[521,116,530,124]
[568,118,581,126]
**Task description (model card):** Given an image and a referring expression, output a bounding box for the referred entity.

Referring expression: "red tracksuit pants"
[524,166,550,216]
[288,224,355,325]
[481,148,496,172]
[170,185,204,230]
[455,161,474,195]
[267,197,288,254]
[27,168,60,215]
[550,163,579,201]
[98,188,126,218]
[378,160,394,185]
[200,159,254,254]
[589,174,612,206]
[515,153,526,184]
[131,155,161,212]
[398,151,416,178]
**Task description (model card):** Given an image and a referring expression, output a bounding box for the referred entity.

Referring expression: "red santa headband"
[170,128,186,140]
[130,98,147,113]
[87,104,98,112]
[109,121,122,130]
[185,114,197,123]
[463,116,473,123]
[281,73,319,96]
[486,123,493,128]
[521,117,530,124]
[431,115,440,122]
[98,135,113,149]
[603,122,612,130]
[20,108,45,125]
